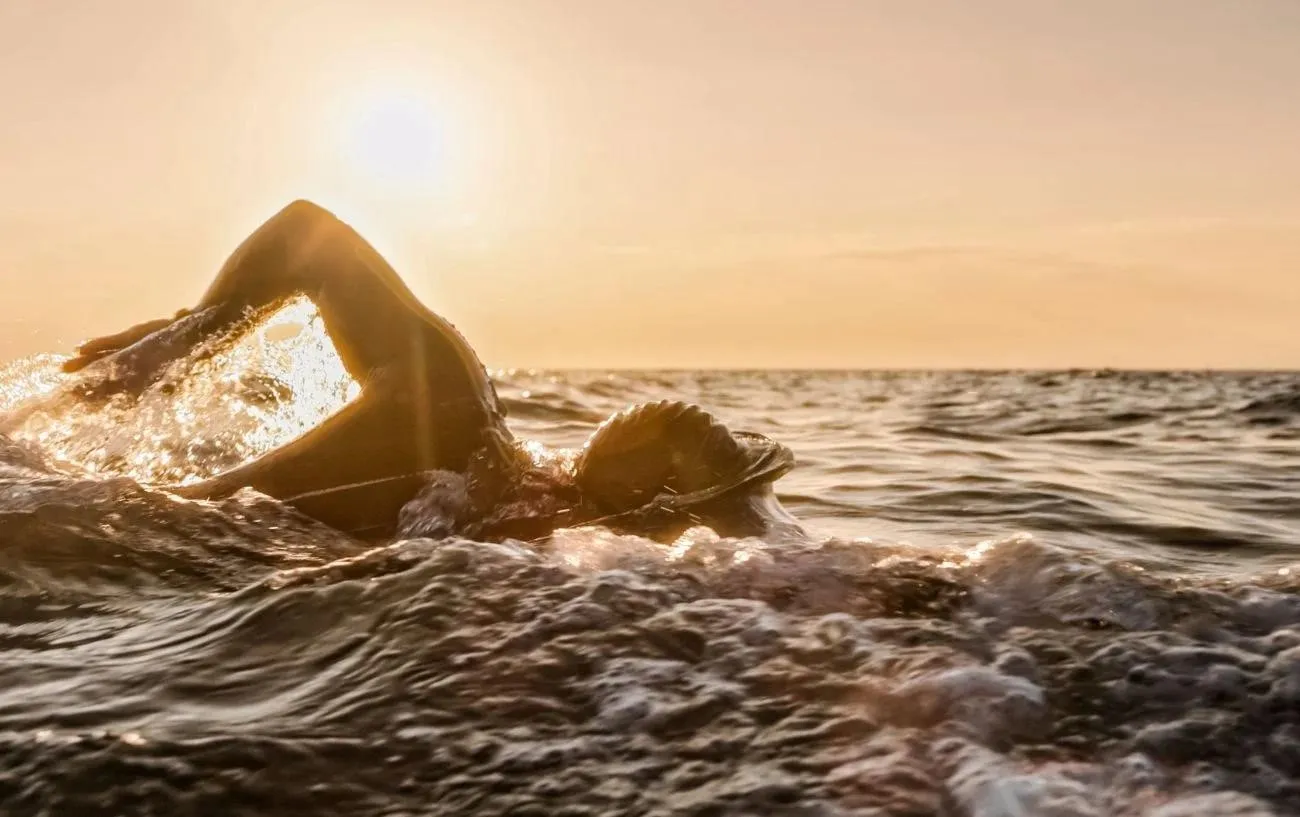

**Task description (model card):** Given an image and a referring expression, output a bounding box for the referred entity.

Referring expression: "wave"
[1,357,1298,813]
[1,532,1296,813]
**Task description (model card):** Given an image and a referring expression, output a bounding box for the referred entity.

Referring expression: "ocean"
[0,312,1297,815]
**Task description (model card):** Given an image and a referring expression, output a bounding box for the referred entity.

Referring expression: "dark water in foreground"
[1,341,1298,814]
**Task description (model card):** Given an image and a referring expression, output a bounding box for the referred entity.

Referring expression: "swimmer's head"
[575,401,799,542]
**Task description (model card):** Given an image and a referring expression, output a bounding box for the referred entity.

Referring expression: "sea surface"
[0,311,1298,815]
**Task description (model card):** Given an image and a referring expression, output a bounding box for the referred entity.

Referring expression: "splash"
[0,354,67,414]
[0,298,358,485]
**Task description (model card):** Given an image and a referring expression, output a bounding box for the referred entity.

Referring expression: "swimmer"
[64,201,801,541]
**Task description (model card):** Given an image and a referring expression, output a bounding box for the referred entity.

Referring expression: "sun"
[340,88,451,194]
[308,75,487,244]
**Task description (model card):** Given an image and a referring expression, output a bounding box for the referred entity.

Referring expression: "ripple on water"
[0,364,1298,814]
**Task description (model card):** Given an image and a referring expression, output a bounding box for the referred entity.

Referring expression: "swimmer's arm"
[62,308,193,373]
[61,304,258,399]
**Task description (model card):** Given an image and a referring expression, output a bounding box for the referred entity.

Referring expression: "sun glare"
[341,88,452,194]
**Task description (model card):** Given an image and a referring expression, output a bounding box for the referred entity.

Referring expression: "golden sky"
[2,0,1298,368]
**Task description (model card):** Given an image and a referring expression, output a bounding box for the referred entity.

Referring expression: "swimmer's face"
[623,484,798,544]
[691,486,800,541]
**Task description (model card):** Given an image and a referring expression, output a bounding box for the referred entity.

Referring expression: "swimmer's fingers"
[62,310,192,373]
[170,479,220,500]
[74,316,176,355]
[61,348,114,374]
[62,342,135,374]
[62,341,140,373]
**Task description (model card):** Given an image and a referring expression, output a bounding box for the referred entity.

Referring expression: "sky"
[2,0,1299,369]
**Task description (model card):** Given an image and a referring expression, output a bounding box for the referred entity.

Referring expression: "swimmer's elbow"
[276,199,342,226]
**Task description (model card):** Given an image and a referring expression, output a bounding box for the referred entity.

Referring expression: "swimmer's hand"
[64,307,230,400]
[62,309,193,374]
[169,477,228,500]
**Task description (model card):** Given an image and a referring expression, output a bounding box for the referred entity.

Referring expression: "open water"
[0,307,1297,815]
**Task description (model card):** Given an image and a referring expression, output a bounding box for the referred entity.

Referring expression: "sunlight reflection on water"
[1,299,357,485]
